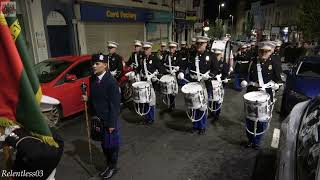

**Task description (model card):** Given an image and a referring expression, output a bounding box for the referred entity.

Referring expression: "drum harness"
[246,60,280,137]
[162,55,179,107]
[133,58,159,116]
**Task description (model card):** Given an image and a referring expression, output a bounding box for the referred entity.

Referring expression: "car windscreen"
[297,61,320,78]
[34,59,72,83]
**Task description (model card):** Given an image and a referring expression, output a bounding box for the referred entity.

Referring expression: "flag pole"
[0,127,13,180]
[81,83,93,165]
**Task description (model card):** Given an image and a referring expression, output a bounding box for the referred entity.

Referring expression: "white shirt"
[97,71,106,81]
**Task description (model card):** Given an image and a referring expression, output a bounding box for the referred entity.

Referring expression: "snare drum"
[211,80,223,102]
[243,91,270,121]
[181,82,206,109]
[159,75,178,95]
[132,81,151,103]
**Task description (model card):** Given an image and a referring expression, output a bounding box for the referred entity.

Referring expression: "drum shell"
[243,92,271,121]
[211,80,223,102]
[182,82,206,109]
[132,82,151,104]
[159,75,178,95]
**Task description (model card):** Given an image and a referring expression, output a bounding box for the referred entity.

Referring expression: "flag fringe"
[0,118,18,127]
[30,132,59,148]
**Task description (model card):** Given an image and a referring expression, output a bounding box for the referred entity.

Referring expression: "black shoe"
[198,129,206,135]
[103,168,117,179]
[190,128,197,134]
[99,167,110,177]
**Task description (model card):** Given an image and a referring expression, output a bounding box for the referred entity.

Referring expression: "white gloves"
[202,72,211,80]
[241,80,248,88]
[111,70,117,76]
[273,83,280,90]
[174,66,180,71]
[177,72,184,80]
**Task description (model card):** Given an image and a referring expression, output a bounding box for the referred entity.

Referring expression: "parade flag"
[0,0,58,147]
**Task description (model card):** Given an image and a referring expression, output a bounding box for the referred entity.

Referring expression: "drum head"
[160,75,175,83]
[243,91,270,103]
[181,82,203,94]
[132,81,150,88]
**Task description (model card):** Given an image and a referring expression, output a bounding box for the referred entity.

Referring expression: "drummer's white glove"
[241,80,248,88]
[154,70,159,76]
[273,83,280,90]
[174,66,180,71]
[177,72,184,80]
[151,77,157,82]
[111,70,117,76]
[171,69,177,74]
[229,67,233,74]
[202,72,211,80]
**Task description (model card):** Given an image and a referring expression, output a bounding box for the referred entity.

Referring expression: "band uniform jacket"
[187,50,220,79]
[160,51,185,75]
[137,53,161,79]
[89,72,121,148]
[235,52,251,75]
[247,57,282,101]
[126,51,144,71]
[106,53,123,80]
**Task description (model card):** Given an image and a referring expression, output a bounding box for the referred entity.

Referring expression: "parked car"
[281,56,320,117]
[276,97,320,180]
[34,55,133,127]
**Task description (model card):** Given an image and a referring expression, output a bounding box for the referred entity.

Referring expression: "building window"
[132,0,143,2]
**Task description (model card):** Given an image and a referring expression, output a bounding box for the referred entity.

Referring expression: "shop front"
[78,3,148,59]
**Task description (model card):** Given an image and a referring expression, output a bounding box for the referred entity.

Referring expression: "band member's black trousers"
[101,146,119,169]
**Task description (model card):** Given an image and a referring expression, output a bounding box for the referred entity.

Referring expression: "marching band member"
[106,41,123,81]
[210,48,229,121]
[157,42,169,61]
[243,41,282,149]
[178,41,189,86]
[180,36,219,135]
[234,44,250,91]
[138,42,161,125]
[126,40,144,71]
[160,41,184,111]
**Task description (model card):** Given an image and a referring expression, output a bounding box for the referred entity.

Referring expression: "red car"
[34,55,133,127]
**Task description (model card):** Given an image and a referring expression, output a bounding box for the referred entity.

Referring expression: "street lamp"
[218,3,225,19]
[229,14,234,35]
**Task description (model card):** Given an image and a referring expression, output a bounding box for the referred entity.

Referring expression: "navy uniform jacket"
[106,53,123,80]
[89,72,120,129]
[235,52,251,75]
[138,53,161,77]
[126,51,144,71]
[160,51,186,75]
[187,50,219,78]
[248,57,282,84]
[178,47,190,61]
[271,52,283,74]
[157,50,169,61]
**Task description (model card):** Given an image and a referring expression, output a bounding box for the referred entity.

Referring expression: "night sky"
[204,0,243,21]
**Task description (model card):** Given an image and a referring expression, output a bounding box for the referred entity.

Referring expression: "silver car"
[276,97,320,180]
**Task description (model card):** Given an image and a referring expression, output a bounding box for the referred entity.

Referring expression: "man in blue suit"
[83,53,121,179]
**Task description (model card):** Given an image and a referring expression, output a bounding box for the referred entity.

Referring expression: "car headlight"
[288,90,310,102]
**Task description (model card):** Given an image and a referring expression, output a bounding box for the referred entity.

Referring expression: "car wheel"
[45,105,62,127]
